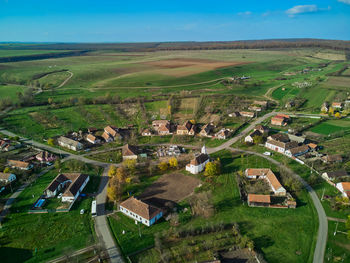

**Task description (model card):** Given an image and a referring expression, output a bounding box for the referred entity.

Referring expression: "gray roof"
[58,136,81,147]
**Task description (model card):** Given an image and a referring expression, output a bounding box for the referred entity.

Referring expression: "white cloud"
[338,0,350,4]
[238,11,252,16]
[286,5,319,17]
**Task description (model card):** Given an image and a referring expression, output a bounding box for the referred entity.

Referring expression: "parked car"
[57,193,63,199]
[263,152,272,156]
[80,209,85,215]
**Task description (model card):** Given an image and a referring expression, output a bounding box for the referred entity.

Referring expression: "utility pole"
[321,188,325,201]
[334,222,338,236]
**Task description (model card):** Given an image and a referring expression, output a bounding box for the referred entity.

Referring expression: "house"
[245,168,286,196]
[215,129,230,140]
[177,121,193,135]
[271,114,290,126]
[119,196,163,226]
[102,132,113,143]
[336,182,350,198]
[332,102,342,109]
[254,125,269,136]
[186,146,210,174]
[268,133,289,143]
[199,124,214,137]
[265,139,298,154]
[152,120,170,129]
[86,134,100,144]
[158,124,171,135]
[285,101,295,109]
[44,173,89,204]
[228,112,240,117]
[122,144,139,160]
[7,160,33,170]
[36,151,56,163]
[322,170,348,182]
[239,111,255,118]
[104,126,122,140]
[0,173,16,183]
[189,126,196,135]
[288,134,306,144]
[57,136,83,151]
[322,154,343,164]
[245,130,263,144]
[247,194,271,207]
[285,145,309,157]
[308,143,318,151]
[141,129,153,136]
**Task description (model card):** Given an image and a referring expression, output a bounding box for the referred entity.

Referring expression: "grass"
[0,85,27,102]
[0,160,102,263]
[310,119,350,135]
[325,221,350,262]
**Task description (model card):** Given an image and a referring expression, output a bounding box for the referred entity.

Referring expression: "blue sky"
[0,0,349,42]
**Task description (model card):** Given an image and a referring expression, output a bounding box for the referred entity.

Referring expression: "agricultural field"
[325,76,350,88]
[310,119,350,135]
[109,150,317,263]
[0,160,102,263]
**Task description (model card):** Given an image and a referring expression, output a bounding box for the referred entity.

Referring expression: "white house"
[0,173,16,183]
[336,182,350,198]
[186,146,209,174]
[44,173,89,205]
[119,196,163,226]
[285,145,309,158]
[245,130,262,144]
[57,136,83,151]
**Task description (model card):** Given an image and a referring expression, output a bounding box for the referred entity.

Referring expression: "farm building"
[186,146,209,174]
[104,126,122,140]
[271,114,290,126]
[322,154,343,164]
[57,136,83,151]
[176,121,193,135]
[0,173,16,183]
[245,130,263,144]
[199,123,214,137]
[0,139,16,152]
[119,196,163,226]
[336,182,350,198]
[248,194,271,207]
[44,173,90,204]
[244,168,286,196]
[141,129,153,136]
[215,128,230,140]
[254,125,269,136]
[332,102,342,109]
[239,111,254,118]
[102,132,113,143]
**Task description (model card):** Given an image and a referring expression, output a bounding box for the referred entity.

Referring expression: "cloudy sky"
[0,0,349,42]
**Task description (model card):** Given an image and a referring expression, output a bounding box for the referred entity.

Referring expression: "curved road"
[0,107,328,263]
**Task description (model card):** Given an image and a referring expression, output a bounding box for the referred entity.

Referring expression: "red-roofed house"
[336,182,350,198]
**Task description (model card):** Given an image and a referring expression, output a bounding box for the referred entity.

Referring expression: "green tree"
[54,159,61,170]
[204,159,221,177]
[3,167,10,173]
[253,135,263,144]
[108,165,117,177]
[123,159,137,175]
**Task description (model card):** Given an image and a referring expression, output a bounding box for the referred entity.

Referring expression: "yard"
[310,119,350,135]
[109,150,318,263]
[0,160,102,263]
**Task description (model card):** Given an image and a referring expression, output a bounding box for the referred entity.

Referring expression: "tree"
[123,159,137,175]
[107,176,123,203]
[158,161,168,172]
[54,159,61,170]
[108,165,117,177]
[116,167,127,183]
[335,112,341,118]
[169,157,178,168]
[204,159,221,177]
[47,138,55,146]
[253,135,263,145]
[3,167,10,173]
[346,215,350,240]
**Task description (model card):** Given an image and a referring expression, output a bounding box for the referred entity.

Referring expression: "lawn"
[109,150,317,263]
[0,160,102,263]
[325,221,350,262]
[0,84,27,102]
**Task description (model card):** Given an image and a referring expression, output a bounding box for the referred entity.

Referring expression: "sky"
[0,0,349,42]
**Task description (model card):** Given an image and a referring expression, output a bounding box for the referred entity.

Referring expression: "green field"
[310,119,350,135]
[0,50,66,58]
[0,160,102,263]
[0,85,27,102]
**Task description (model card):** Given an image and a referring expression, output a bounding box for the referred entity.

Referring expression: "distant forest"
[1,39,350,52]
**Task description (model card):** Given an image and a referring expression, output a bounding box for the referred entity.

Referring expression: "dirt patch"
[142,58,248,77]
[138,173,201,208]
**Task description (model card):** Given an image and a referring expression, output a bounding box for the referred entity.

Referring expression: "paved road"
[94,166,123,263]
[229,147,327,263]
